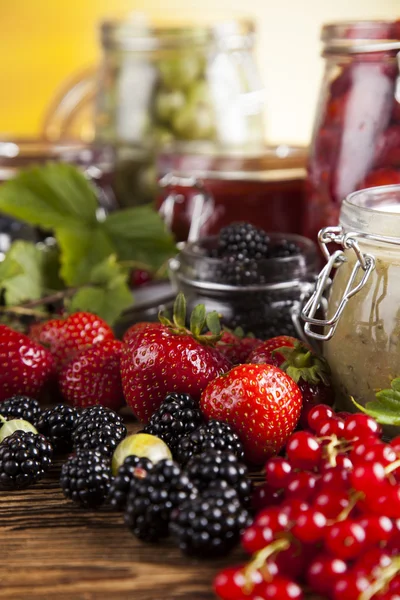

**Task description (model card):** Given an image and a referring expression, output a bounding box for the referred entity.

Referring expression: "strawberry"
[200,363,302,464]
[58,339,124,411]
[120,294,232,423]
[0,324,54,402]
[246,336,334,426]
[122,321,162,344]
[213,328,262,365]
[30,312,114,371]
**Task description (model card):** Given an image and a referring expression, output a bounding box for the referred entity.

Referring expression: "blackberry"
[35,404,80,452]
[217,256,266,286]
[0,395,41,424]
[268,239,301,259]
[170,480,250,557]
[124,459,196,542]
[143,393,204,456]
[216,222,270,259]
[175,420,244,465]
[108,455,154,511]
[185,450,252,507]
[0,431,53,490]
[60,449,112,508]
[72,406,126,457]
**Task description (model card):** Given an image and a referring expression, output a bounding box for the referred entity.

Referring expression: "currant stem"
[385,458,400,474]
[334,490,364,522]
[242,537,291,593]
[359,555,400,600]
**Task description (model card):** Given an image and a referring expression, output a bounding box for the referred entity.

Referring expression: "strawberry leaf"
[206,311,221,336]
[173,292,187,329]
[190,304,206,337]
[0,241,49,305]
[351,397,400,426]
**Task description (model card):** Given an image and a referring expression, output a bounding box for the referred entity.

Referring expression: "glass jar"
[302,184,400,431]
[304,20,400,242]
[94,17,265,206]
[157,145,306,241]
[169,233,319,339]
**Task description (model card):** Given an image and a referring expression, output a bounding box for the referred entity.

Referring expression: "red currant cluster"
[214,405,400,600]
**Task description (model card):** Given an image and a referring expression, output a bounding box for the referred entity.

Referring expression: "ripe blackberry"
[0,395,41,424]
[108,455,154,510]
[185,450,252,507]
[216,222,270,259]
[0,431,53,490]
[268,239,301,258]
[60,449,112,508]
[35,404,80,453]
[217,256,266,286]
[175,420,244,465]
[124,459,196,542]
[72,406,126,457]
[143,393,204,456]
[170,480,250,557]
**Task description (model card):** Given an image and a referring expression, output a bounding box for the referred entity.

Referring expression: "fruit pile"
[214,406,400,599]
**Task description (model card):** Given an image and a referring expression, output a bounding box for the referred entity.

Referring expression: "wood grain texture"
[0,420,244,600]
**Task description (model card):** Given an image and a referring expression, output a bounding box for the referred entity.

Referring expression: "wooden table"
[0,420,243,600]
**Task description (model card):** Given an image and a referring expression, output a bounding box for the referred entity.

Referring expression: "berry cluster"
[214,405,400,600]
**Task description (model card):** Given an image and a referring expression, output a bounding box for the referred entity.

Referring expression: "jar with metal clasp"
[302,184,400,434]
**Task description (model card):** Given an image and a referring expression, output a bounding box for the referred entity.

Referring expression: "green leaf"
[206,311,221,336]
[173,293,187,329]
[351,397,400,426]
[0,164,98,230]
[68,255,132,325]
[0,241,48,305]
[190,304,206,337]
[56,226,115,286]
[103,205,177,269]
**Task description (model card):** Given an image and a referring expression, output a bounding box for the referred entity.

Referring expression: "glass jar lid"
[321,20,400,55]
[100,16,255,52]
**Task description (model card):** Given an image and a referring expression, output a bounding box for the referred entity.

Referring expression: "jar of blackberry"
[169,223,320,339]
[305,19,400,241]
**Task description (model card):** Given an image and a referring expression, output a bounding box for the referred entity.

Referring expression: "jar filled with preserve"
[157,145,306,241]
[304,20,400,242]
[169,230,319,340]
[94,16,265,206]
[302,184,400,434]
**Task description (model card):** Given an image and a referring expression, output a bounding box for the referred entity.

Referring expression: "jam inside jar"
[169,232,319,339]
[157,146,306,241]
[302,184,400,435]
[304,20,400,242]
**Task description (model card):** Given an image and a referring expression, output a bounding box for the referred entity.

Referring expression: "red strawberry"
[120,294,232,423]
[200,363,302,464]
[213,329,262,365]
[122,321,162,344]
[0,324,54,402]
[247,336,334,426]
[30,312,114,371]
[59,339,124,411]
[358,167,400,189]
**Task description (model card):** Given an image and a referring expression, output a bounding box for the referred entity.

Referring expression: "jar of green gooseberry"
[94,16,266,207]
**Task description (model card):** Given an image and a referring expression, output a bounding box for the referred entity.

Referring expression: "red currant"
[274,542,308,579]
[332,573,370,600]
[350,462,387,494]
[362,443,397,467]
[307,405,334,432]
[356,515,394,547]
[251,576,303,599]
[391,435,400,454]
[336,411,352,420]
[317,464,351,493]
[291,508,327,543]
[286,431,322,470]
[342,413,381,442]
[252,483,283,512]
[254,507,289,532]
[214,565,263,599]
[280,499,310,520]
[317,417,345,437]
[265,457,292,489]
[324,520,367,560]
[352,547,392,577]
[241,524,275,554]
[306,553,348,596]
[284,471,318,502]
[313,490,351,519]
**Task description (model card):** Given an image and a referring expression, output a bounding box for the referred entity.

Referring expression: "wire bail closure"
[301,226,376,341]
[158,173,215,243]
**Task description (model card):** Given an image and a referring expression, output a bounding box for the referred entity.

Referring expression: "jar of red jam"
[156,145,306,241]
[305,20,400,241]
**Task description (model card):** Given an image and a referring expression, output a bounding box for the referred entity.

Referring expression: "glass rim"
[321,20,400,55]
[100,19,255,51]
[345,184,400,216]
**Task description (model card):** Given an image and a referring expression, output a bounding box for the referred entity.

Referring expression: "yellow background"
[1,0,399,144]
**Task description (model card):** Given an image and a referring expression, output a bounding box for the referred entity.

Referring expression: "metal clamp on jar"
[302,184,400,426]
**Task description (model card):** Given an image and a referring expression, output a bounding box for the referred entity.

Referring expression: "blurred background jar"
[43,16,266,209]
[304,20,400,242]
[157,145,306,241]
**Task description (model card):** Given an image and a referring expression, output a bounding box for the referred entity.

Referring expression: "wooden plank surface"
[0,420,243,600]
